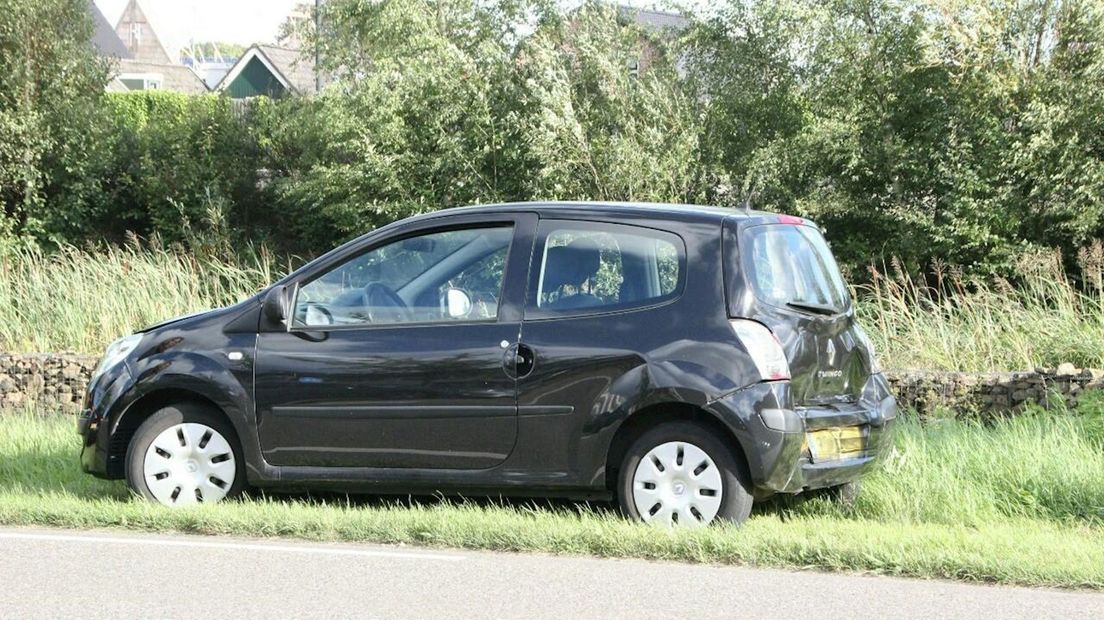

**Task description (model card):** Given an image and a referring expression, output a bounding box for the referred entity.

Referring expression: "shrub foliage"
[1,0,1103,277]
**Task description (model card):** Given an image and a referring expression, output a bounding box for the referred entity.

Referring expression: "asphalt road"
[0,527,1100,619]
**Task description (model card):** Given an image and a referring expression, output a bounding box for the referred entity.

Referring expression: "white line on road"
[0,530,464,562]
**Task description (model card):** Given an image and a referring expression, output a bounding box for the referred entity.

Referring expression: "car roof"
[273,201,810,289]
[410,201,790,226]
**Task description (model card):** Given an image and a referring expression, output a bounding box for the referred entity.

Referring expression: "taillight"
[730,319,791,380]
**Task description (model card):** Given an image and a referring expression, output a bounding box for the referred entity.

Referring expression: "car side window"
[531,222,683,315]
[292,225,514,328]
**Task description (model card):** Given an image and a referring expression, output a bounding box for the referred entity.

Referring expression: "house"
[89,0,130,58]
[215,44,321,98]
[617,6,689,77]
[94,0,209,94]
[114,0,174,64]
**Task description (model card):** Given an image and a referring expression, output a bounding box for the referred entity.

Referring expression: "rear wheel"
[617,421,753,527]
[778,480,862,509]
[125,404,246,507]
[813,480,862,506]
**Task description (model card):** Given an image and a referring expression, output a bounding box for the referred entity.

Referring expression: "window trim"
[287,222,518,333]
[523,219,687,321]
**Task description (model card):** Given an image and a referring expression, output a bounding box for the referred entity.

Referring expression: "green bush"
[0,0,111,249]
[5,0,1104,280]
[93,92,266,246]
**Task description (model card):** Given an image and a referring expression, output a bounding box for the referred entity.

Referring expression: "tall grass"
[4,239,1104,372]
[1,400,1102,587]
[859,243,1104,371]
[0,238,284,353]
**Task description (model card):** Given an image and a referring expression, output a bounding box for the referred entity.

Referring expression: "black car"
[78,202,896,526]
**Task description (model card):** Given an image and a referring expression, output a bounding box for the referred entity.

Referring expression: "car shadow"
[249,487,624,517]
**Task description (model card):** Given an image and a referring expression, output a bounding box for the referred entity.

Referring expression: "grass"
[0,239,280,353]
[2,399,1103,588]
[859,243,1104,371]
[6,240,1104,371]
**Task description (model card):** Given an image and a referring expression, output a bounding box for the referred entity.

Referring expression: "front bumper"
[78,363,134,478]
[707,375,897,495]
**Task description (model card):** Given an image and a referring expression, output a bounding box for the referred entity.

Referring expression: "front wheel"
[617,421,753,527]
[125,404,246,507]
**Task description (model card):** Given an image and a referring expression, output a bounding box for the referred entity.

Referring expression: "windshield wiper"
[786,301,842,316]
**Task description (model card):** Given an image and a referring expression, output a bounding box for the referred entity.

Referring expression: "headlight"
[92,334,142,380]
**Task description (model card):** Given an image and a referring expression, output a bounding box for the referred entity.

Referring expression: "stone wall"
[0,353,97,412]
[884,364,1104,416]
[1,352,1102,416]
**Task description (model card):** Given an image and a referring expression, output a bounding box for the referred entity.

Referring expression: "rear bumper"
[707,375,897,495]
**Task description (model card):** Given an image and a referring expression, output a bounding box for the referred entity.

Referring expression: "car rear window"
[744,225,849,312]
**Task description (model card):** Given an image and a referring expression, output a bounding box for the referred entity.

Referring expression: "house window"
[120,74,162,91]
[130,23,142,45]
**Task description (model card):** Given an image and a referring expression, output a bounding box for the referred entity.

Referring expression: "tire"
[781,480,862,510]
[125,403,246,507]
[813,480,862,507]
[617,421,754,527]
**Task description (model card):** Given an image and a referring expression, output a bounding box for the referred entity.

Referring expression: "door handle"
[503,343,536,379]
[515,343,535,378]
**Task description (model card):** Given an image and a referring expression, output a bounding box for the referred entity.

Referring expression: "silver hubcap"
[142,423,236,507]
[632,441,723,527]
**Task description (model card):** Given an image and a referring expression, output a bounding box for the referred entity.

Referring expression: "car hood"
[138,309,214,333]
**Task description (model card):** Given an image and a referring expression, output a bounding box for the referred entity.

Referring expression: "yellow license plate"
[806,426,867,462]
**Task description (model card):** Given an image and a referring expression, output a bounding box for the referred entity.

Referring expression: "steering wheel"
[363,282,411,323]
[470,291,499,319]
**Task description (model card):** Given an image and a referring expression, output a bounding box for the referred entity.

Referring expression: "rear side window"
[529,221,683,315]
[745,225,849,312]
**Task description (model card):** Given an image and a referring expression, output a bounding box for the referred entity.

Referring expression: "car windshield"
[745,225,849,312]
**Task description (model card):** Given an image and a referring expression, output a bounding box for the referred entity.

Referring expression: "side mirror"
[444,288,472,319]
[263,285,290,325]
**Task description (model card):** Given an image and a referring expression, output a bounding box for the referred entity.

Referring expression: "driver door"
[254,214,535,470]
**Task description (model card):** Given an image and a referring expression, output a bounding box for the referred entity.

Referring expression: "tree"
[686,0,1104,276]
[0,0,111,247]
[516,3,705,203]
[264,0,537,249]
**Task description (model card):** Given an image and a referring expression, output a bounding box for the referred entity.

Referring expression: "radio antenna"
[741,189,758,214]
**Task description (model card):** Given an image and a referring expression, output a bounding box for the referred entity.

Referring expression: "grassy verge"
[2,401,1103,588]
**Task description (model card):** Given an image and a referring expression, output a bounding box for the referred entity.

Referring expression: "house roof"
[618,6,690,34]
[89,0,130,58]
[256,45,319,93]
[215,44,321,95]
[110,58,210,95]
